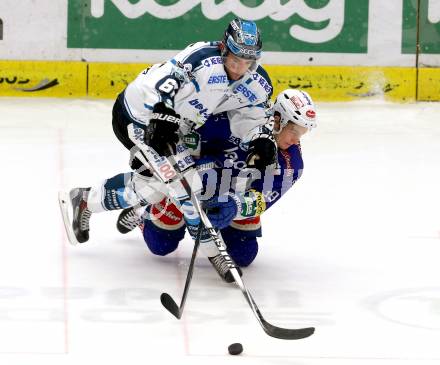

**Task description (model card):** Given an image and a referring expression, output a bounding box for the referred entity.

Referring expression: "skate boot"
[117,207,142,234]
[208,254,242,283]
[70,187,92,243]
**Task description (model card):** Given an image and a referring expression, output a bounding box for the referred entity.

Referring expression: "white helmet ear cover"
[273,89,317,129]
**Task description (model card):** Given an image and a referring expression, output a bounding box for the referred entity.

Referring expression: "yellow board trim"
[266,65,417,102]
[418,68,440,101]
[88,62,150,99]
[1,61,437,101]
[0,60,87,97]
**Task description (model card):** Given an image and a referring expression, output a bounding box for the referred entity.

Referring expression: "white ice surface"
[0,97,440,365]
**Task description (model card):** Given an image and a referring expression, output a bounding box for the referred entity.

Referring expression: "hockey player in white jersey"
[116,89,317,282]
[60,18,277,245]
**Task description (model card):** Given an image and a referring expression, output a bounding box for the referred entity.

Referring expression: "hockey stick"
[160,222,203,319]
[127,131,315,340]
[190,199,315,340]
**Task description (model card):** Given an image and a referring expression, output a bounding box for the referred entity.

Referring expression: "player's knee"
[221,220,261,267]
[142,198,185,256]
[143,220,185,256]
[228,236,258,267]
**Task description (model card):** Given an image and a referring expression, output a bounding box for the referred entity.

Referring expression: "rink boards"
[0,60,439,101]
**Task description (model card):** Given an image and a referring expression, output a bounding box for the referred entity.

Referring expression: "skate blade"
[58,191,80,246]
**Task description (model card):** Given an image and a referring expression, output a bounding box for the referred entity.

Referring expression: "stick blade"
[160,293,181,319]
[247,289,315,340]
[263,321,315,340]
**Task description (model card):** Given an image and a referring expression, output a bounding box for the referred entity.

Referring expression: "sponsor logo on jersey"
[252,73,272,94]
[253,190,266,215]
[183,132,200,150]
[208,74,228,84]
[203,56,223,67]
[240,190,266,217]
[188,98,210,120]
[236,84,257,103]
[241,197,255,217]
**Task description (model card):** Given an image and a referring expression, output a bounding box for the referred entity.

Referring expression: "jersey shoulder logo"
[208,74,228,84]
[203,56,223,67]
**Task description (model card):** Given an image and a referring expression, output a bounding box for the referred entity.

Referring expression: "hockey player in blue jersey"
[60,18,278,245]
[116,89,317,282]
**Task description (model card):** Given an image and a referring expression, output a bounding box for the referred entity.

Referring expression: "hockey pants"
[142,198,262,267]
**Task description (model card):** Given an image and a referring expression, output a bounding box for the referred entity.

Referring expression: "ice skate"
[208,254,242,283]
[70,187,92,243]
[117,207,142,234]
[58,187,91,245]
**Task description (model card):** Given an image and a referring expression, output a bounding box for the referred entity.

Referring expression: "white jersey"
[122,41,273,142]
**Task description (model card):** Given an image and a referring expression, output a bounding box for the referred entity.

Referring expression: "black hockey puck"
[228,342,243,355]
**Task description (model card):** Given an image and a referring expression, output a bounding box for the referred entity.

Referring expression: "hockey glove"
[246,138,276,170]
[204,193,242,230]
[147,102,180,156]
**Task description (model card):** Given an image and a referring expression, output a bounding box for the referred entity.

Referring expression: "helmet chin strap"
[248,61,259,72]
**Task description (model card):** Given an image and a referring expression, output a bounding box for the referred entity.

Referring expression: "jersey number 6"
[157,77,179,97]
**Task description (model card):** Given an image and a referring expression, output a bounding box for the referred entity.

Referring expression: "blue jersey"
[193,112,303,217]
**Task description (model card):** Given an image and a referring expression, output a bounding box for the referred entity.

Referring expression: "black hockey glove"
[246,138,277,170]
[147,102,180,156]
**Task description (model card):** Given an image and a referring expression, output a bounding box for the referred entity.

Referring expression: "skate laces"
[80,206,92,231]
[209,254,231,276]
[120,208,141,230]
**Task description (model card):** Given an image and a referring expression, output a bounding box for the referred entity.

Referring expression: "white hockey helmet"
[273,89,317,130]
